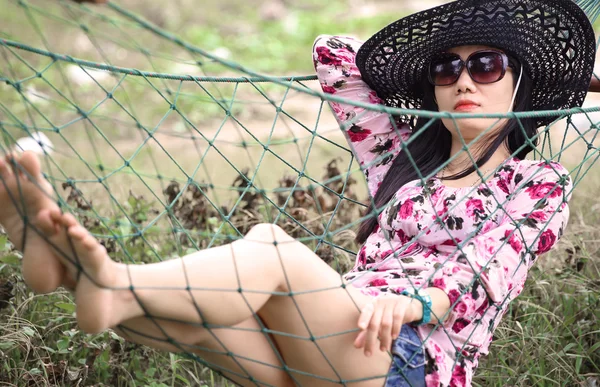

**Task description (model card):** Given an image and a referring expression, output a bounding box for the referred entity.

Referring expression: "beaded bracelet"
[401,287,433,326]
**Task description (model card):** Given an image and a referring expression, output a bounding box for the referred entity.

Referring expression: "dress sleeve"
[312,34,412,198]
[427,161,573,331]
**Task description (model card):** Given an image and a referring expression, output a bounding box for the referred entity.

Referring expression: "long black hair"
[355,56,536,244]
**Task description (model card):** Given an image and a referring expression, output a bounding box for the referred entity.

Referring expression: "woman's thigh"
[113,316,294,387]
[260,285,392,387]
[239,224,394,386]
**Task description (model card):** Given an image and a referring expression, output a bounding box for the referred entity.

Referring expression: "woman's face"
[434,45,516,143]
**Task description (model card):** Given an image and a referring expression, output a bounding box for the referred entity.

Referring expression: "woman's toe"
[37,209,57,235]
[18,151,42,178]
[0,158,11,178]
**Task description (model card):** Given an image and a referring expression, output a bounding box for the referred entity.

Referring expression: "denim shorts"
[384,324,427,387]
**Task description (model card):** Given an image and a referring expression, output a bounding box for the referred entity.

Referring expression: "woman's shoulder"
[506,157,572,191]
[313,35,363,53]
[312,35,364,67]
[508,157,570,177]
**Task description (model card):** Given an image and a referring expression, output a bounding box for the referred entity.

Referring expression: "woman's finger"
[364,302,384,357]
[358,301,375,330]
[355,301,374,349]
[379,301,394,352]
[391,298,406,340]
[354,329,367,349]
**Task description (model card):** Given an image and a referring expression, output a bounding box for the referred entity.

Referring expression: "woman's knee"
[244,223,293,244]
[238,223,306,267]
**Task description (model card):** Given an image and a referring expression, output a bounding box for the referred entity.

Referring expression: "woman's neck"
[445,139,511,175]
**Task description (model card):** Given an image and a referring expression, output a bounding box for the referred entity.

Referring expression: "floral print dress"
[313,35,572,387]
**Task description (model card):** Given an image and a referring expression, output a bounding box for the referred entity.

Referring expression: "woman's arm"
[406,287,452,325]
[426,161,572,331]
[312,35,412,198]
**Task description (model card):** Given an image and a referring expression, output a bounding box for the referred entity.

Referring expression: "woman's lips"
[454,104,480,112]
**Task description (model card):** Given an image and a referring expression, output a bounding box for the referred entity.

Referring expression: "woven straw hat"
[355,0,597,128]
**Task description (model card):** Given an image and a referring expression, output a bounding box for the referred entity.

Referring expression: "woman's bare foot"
[38,209,141,333]
[0,152,66,293]
[0,152,139,333]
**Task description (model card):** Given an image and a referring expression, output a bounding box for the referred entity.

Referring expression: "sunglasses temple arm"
[589,77,600,92]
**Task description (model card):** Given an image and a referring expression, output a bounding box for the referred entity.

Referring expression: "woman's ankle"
[110,262,145,323]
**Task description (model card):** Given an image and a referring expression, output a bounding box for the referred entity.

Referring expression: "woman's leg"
[0,152,293,387]
[58,270,294,387]
[0,153,65,293]
[42,214,391,386]
[114,316,294,387]
[3,153,395,387]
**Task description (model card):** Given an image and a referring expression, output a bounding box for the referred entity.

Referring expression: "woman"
[0,0,595,386]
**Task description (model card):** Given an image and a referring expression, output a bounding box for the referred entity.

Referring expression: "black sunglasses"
[428,50,512,86]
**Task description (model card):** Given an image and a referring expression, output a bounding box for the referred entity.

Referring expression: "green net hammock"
[0,0,599,386]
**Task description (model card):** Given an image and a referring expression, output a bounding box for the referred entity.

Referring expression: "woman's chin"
[442,118,508,139]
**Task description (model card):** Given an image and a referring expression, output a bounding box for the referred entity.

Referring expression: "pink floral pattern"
[313,35,573,387]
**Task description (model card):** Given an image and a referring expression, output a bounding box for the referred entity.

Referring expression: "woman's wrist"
[404,287,451,325]
[401,288,432,325]
[423,287,452,325]
[407,296,424,323]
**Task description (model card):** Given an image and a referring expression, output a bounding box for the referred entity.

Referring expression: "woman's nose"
[454,67,477,94]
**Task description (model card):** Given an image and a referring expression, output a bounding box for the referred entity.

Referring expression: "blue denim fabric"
[384,324,427,387]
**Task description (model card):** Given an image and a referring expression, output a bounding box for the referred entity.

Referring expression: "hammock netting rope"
[1,0,599,386]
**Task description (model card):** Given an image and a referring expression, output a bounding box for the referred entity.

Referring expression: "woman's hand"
[354,294,421,356]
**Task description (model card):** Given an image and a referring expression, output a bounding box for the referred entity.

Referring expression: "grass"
[0,0,599,386]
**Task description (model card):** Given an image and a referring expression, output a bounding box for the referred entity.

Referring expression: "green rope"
[0,38,317,84]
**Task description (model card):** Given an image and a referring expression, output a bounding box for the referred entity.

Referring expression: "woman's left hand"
[354,294,420,356]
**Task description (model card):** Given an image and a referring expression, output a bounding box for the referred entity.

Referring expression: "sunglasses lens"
[430,56,462,86]
[467,52,505,84]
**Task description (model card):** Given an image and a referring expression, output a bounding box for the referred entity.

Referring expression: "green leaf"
[63,329,77,337]
[118,219,132,238]
[127,195,138,209]
[0,235,7,251]
[22,326,35,337]
[96,348,110,365]
[562,342,576,353]
[576,355,583,374]
[590,341,600,354]
[0,254,21,265]
[57,339,69,351]
[134,369,145,380]
[55,302,75,313]
[175,375,192,385]
[0,341,14,349]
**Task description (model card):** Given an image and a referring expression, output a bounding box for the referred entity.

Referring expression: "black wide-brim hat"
[355,0,597,128]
